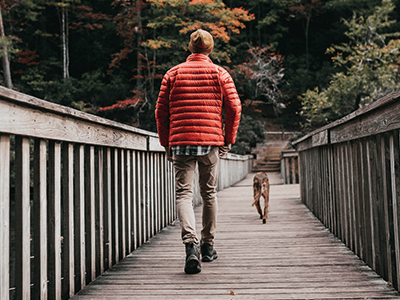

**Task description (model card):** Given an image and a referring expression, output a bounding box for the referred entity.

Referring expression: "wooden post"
[74,144,86,290]
[103,148,112,270]
[15,137,31,300]
[48,141,62,300]
[95,147,104,275]
[33,139,47,300]
[62,143,75,298]
[0,135,10,300]
[85,146,96,282]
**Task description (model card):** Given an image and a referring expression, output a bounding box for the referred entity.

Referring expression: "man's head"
[189,29,214,55]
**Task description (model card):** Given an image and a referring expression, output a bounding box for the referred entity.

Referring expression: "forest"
[1,0,400,154]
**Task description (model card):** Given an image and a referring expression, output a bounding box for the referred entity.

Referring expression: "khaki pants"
[173,147,219,245]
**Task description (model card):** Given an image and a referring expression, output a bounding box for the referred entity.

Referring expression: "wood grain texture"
[0,85,158,139]
[0,100,148,150]
[33,139,47,300]
[15,137,31,300]
[0,135,10,300]
[70,173,400,300]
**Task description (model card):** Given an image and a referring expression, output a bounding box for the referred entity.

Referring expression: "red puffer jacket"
[155,54,241,147]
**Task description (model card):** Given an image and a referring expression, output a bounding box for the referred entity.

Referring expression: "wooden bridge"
[1,86,400,299]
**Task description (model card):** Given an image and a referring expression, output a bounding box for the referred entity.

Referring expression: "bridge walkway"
[70,173,400,299]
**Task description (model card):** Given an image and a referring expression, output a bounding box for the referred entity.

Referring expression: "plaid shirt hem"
[171,145,215,156]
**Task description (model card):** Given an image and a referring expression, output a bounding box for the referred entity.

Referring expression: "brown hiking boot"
[184,242,201,274]
[201,242,218,262]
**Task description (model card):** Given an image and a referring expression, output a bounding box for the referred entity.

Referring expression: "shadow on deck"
[70,173,400,300]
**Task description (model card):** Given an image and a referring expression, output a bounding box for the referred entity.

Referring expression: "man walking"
[155,29,241,274]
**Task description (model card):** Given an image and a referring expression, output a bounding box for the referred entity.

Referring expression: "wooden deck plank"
[71,173,400,300]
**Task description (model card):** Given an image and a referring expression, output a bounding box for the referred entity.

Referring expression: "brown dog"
[252,172,270,224]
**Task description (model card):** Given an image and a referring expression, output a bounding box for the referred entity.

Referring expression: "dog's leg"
[253,195,263,219]
[253,180,263,219]
[262,181,270,224]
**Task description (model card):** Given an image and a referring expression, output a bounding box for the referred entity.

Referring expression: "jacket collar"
[186,53,212,63]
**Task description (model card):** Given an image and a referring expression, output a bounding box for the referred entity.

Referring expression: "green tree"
[299,0,400,129]
[231,114,266,154]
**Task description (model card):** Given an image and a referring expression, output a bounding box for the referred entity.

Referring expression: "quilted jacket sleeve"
[219,68,241,145]
[155,73,171,147]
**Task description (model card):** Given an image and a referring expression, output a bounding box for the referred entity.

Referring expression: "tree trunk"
[136,0,142,90]
[0,8,12,89]
[62,7,69,81]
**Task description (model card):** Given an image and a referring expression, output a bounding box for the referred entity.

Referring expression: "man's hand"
[164,146,173,162]
[219,144,231,157]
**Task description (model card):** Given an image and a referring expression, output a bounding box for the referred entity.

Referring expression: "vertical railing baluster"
[74,144,85,290]
[112,148,119,263]
[146,152,150,240]
[149,153,154,237]
[0,135,10,300]
[62,142,75,298]
[131,150,137,251]
[119,149,126,259]
[390,131,400,289]
[141,152,146,244]
[103,148,112,270]
[136,152,143,247]
[15,136,31,300]
[85,145,96,282]
[48,140,62,300]
[126,150,132,254]
[160,153,165,229]
[33,138,47,300]
[155,153,161,233]
[95,147,104,275]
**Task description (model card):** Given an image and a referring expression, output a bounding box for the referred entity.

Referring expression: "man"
[155,29,241,274]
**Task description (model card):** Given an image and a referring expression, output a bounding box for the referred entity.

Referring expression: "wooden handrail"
[280,149,299,184]
[292,90,400,292]
[0,86,252,300]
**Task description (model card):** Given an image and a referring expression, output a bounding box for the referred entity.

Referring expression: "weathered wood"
[136,151,143,247]
[118,149,126,260]
[74,144,86,291]
[33,139,47,300]
[293,90,400,147]
[293,92,400,292]
[330,100,400,144]
[48,141,62,300]
[103,148,112,271]
[0,100,148,150]
[15,137,30,299]
[361,138,374,269]
[0,85,158,140]
[85,145,96,282]
[62,142,75,298]
[148,135,164,152]
[111,148,119,264]
[312,129,329,146]
[125,150,132,254]
[0,88,253,300]
[70,174,400,300]
[146,152,151,240]
[15,136,31,300]
[391,131,400,289]
[0,135,10,300]
[130,151,138,251]
[95,147,104,275]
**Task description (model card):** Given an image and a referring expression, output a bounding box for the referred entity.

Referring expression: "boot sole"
[184,255,201,274]
[202,254,218,262]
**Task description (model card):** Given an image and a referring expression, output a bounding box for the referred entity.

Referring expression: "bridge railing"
[0,86,252,300]
[280,149,299,184]
[292,91,400,291]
